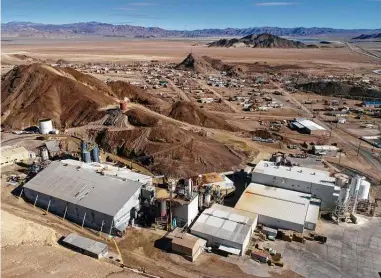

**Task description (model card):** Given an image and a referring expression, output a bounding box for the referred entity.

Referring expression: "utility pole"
[357,141,361,156]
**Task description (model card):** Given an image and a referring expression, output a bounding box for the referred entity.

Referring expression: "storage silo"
[358,180,370,200]
[120,101,128,112]
[80,141,87,153]
[350,175,363,197]
[91,145,100,163]
[160,200,167,217]
[38,119,53,134]
[40,148,49,161]
[82,151,91,163]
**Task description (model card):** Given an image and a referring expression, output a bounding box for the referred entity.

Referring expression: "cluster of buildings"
[17,146,371,262]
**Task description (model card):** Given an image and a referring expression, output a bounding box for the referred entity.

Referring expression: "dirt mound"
[1,64,118,130]
[1,210,57,247]
[107,80,170,113]
[209,33,306,48]
[252,129,273,139]
[169,101,237,131]
[94,122,246,177]
[175,53,231,74]
[296,81,381,98]
[127,108,159,127]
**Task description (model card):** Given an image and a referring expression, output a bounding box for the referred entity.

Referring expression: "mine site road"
[345,41,381,62]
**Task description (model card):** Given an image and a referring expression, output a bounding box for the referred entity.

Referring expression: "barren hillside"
[175,53,231,74]
[1,64,118,129]
[169,101,237,131]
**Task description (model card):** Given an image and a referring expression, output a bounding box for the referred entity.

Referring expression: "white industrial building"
[312,145,339,157]
[23,161,142,235]
[290,118,327,135]
[252,160,340,210]
[191,204,258,256]
[235,183,320,233]
[172,193,199,227]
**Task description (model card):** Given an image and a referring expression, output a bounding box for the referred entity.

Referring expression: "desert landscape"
[2,22,381,278]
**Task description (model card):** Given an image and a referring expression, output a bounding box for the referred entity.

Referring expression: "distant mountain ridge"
[352,33,381,40]
[208,33,306,48]
[2,21,381,38]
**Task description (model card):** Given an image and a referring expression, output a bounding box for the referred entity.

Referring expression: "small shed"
[167,229,207,262]
[62,233,108,259]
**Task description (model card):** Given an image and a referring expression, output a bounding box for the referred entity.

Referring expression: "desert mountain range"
[2,21,381,38]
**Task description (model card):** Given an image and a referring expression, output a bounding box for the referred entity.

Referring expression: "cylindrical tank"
[120,101,128,112]
[82,151,91,163]
[275,155,282,165]
[358,180,371,200]
[40,148,49,161]
[204,193,211,207]
[350,175,363,197]
[187,178,193,197]
[91,145,100,163]
[338,186,350,205]
[38,119,53,134]
[81,140,87,153]
[160,200,167,217]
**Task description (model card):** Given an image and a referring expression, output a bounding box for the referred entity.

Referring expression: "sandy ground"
[2,39,380,75]
[1,209,144,278]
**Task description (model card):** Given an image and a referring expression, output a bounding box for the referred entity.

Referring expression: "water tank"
[82,151,91,163]
[38,119,53,134]
[120,101,128,112]
[187,178,193,197]
[91,145,100,163]
[40,148,49,161]
[160,200,167,217]
[358,180,370,200]
[80,140,87,153]
[350,175,363,197]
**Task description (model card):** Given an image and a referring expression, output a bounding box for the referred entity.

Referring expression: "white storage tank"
[350,175,363,197]
[358,180,370,200]
[38,119,53,134]
[338,186,350,205]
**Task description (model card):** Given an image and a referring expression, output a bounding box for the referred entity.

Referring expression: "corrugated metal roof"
[295,118,326,131]
[24,161,142,216]
[305,202,320,224]
[253,160,336,187]
[63,233,107,255]
[60,159,152,184]
[191,204,257,245]
[235,183,311,225]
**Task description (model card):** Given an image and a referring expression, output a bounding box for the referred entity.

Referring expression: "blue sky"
[2,0,381,30]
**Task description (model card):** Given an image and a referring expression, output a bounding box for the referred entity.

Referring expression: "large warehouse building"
[235,183,320,233]
[191,204,258,256]
[252,160,340,210]
[23,161,142,235]
[289,118,328,136]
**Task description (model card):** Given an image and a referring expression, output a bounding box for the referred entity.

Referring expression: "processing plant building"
[23,161,142,235]
[235,183,320,233]
[252,160,340,210]
[289,118,327,135]
[191,204,258,256]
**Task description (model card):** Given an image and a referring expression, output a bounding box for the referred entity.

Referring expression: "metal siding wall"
[114,187,141,229]
[257,214,304,233]
[24,188,114,232]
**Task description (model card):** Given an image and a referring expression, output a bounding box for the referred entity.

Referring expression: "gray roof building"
[24,161,142,234]
[190,204,258,256]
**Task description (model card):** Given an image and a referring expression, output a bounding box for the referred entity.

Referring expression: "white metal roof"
[60,159,152,185]
[235,183,311,226]
[191,204,257,245]
[305,202,320,224]
[24,161,142,216]
[313,145,339,151]
[253,160,336,187]
[295,118,326,131]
